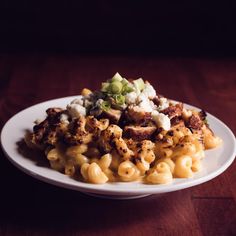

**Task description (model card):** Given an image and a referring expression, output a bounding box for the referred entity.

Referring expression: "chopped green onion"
[121,78,129,85]
[121,84,134,95]
[101,82,110,92]
[133,78,145,92]
[100,101,111,111]
[111,72,123,82]
[114,94,125,105]
[110,81,123,94]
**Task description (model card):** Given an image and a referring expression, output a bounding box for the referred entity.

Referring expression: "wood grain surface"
[0,54,235,236]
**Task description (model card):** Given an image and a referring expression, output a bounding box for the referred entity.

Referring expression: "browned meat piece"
[125,138,138,151]
[152,95,164,106]
[32,108,62,146]
[171,120,186,134]
[86,116,109,131]
[199,110,207,119]
[97,124,123,153]
[45,121,69,145]
[162,103,183,119]
[33,119,49,142]
[126,107,152,123]
[152,96,160,106]
[44,130,58,145]
[100,109,122,124]
[124,125,156,141]
[64,132,92,145]
[32,108,69,146]
[46,107,63,117]
[199,110,208,124]
[170,117,185,126]
[64,116,92,145]
[187,114,203,130]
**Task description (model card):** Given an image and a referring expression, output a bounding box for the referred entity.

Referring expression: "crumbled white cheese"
[125,91,138,104]
[149,100,157,110]
[137,93,147,103]
[152,111,171,130]
[151,110,159,120]
[131,105,146,114]
[71,95,84,106]
[60,113,69,124]
[137,94,153,112]
[142,83,156,99]
[67,104,86,117]
[158,97,169,111]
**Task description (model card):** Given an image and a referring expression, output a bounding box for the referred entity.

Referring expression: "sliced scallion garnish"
[114,94,125,105]
[121,78,129,85]
[121,84,134,95]
[100,101,111,111]
[110,81,123,94]
[111,72,123,82]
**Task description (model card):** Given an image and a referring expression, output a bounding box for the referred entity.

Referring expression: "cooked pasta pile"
[25,73,222,184]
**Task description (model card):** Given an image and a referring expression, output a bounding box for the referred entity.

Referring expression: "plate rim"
[1,96,236,196]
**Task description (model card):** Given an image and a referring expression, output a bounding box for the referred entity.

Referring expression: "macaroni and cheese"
[25,73,222,184]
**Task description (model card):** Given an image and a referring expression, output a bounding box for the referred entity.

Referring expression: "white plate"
[1,96,236,199]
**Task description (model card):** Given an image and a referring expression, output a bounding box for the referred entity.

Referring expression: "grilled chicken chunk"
[162,103,183,119]
[126,107,152,123]
[101,109,122,124]
[124,125,156,141]
[186,114,203,130]
[32,107,65,146]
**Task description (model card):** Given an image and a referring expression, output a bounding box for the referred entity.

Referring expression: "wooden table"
[0,54,235,236]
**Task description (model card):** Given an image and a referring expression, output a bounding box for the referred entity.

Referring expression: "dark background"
[0,2,236,236]
[0,1,236,56]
